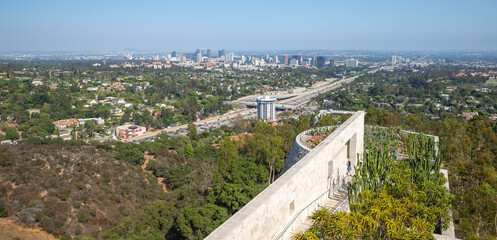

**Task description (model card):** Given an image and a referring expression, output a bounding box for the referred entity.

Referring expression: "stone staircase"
[290,187,349,236]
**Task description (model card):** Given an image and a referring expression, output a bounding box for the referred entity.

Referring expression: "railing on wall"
[275,176,348,240]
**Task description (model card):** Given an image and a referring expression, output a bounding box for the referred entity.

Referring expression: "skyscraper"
[283,55,289,65]
[329,59,335,67]
[316,56,326,67]
[218,49,226,58]
[292,55,302,65]
[345,59,359,67]
[206,49,212,58]
[226,52,235,62]
[171,51,177,58]
[196,52,202,63]
[257,96,276,120]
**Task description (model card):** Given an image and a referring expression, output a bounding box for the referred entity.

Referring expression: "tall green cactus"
[349,127,442,206]
[406,134,442,183]
[348,142,394,205]
[309,125,338,136]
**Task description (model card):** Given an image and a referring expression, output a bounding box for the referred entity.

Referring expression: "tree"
[175,203,228,239]
[184,143,195,159]
[159,108,174,128]
[84,120,95,138]
[217,136,239,170]
[4,127,19,141]
[317,113,337,127]
[296,115,311,133]
[266,136,285,183]
[187,123,197,141]
[120,111,131,125]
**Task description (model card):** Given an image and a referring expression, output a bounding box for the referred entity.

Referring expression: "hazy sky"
[1,0,496,51]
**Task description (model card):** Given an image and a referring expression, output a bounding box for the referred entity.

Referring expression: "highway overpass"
[121,72,368,143]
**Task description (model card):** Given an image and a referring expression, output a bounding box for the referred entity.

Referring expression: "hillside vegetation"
[0,143,165,238]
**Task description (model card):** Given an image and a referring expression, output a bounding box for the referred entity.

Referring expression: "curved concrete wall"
[205,111,365,240]
[280,130,311,175]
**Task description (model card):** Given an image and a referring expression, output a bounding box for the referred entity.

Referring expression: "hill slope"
[0,144,164,237]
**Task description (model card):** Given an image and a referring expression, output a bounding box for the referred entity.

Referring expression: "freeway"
[121,72,368,143]
[121,108,256,143]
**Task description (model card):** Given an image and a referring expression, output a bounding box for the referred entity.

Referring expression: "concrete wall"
[205,111,365,240]
[279,130,312,175]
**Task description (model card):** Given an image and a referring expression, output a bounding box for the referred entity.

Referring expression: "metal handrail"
[332,196,349,213]
[275,176,348,240]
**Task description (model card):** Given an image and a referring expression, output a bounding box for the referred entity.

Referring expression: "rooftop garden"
[294,127,452,240]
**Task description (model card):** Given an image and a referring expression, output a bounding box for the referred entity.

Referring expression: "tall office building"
[195,49,201,55]
[392,56,397,65]
[171,51,177,58]
[196,52,202,63]
[257,96,276,120]
[289,59,299,66]
[225,52,235,62]
[316,56,326,67]
[345,59,359,67]
[329,59,335,67]
[218,49,226,58]
[292,55,302,65]
[206,49,212,58]
[283,55,289,65]
[274,55,279,64]
[306,58,312,66]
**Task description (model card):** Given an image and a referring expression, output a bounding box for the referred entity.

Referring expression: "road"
[121,72,369,143]
[121,108,256,143]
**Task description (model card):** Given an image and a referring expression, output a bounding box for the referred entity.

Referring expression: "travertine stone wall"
[205,111,365,240]
[279,130,311,175]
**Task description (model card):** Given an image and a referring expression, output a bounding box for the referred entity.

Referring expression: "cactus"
[348,126,442,206]
[348,142,394,206]
[309,125,338,136]
[406,133,442,184]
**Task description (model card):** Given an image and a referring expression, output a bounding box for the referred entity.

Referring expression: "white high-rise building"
[257,96,277,120]
[226,52,235,62]
[196,52,202,63]
[392,55,397,65]
[345,59,358,67]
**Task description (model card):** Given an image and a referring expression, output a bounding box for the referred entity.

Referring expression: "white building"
[78,118,105,126]
[87,87,99,91]
[289,59,299,66]
[345,59,358,67]
[32,80,44,86]
[115,124,146,139]
[226,52,235,63]
[196,52,202,63]
[257,96,276,120]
